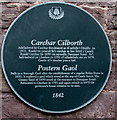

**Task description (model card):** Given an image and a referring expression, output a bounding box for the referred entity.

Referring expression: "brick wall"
[0,0,117,119]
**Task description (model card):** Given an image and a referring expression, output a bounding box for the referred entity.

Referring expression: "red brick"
[78,5,106,27]
[107,7,117,29]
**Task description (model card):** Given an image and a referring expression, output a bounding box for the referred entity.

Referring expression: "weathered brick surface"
[107,30,117,48]
[113,60,117,81]
[104,72,116,91]
[0,1,117,119]
[1,79,11,93]
[107,5,117,30]
[79,5,107,27]
[1,4,19,29]
[0,0,117,2]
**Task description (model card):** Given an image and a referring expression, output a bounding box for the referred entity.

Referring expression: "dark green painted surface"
[2,3,111,113]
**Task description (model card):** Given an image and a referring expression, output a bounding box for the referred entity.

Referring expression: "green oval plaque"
[1,2,112,113]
